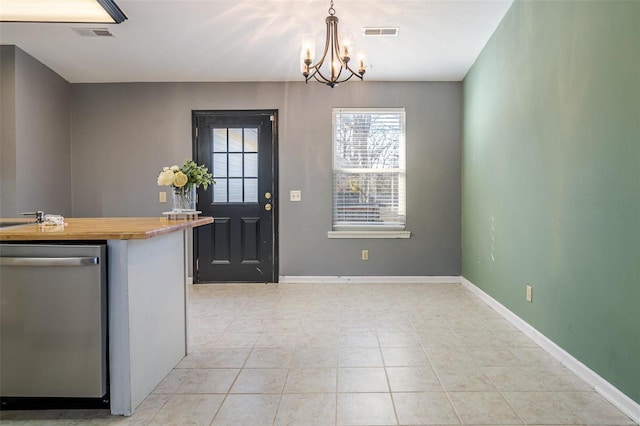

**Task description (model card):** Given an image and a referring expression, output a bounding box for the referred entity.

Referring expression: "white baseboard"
[279,275,461,284]
[461,277,640,424]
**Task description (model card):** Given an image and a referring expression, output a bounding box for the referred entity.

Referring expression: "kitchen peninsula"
[0,217,213,415]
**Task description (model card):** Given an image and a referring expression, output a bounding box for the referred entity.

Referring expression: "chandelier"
[300,0,367,88]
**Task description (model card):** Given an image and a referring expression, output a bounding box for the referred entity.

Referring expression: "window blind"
[332,108,406,230]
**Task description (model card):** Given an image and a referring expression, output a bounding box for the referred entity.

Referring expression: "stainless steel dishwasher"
[0,243,107,401]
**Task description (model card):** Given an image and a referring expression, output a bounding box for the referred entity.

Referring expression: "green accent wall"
[462,0,640,403]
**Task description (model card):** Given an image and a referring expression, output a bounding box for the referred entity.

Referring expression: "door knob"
[265,192,272,199]
[265,203,272,211]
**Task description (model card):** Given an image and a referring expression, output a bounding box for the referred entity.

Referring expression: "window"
[330,108,408,238]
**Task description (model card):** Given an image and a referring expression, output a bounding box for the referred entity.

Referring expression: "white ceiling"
[0,0,513,83]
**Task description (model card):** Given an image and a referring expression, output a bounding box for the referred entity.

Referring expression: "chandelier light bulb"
[332,59,341,78]
[340,32,354,60]
[301,34,316,63]
[357,49,367,74]
[300,50,309,74]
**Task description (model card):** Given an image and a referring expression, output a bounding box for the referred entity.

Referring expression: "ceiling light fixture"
[0,0,127,24]
[300,0,367,88]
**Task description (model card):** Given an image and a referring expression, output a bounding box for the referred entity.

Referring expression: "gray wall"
[0,45,71,217]
[71,81,462,277]
[0,46,17,217]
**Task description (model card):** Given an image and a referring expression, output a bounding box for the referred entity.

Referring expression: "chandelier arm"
[308,16,334,72]
[344,62,365,78]
[304,68,318,83]
[331,65,344,84]
[330,18,340,81]
[312,67,335,85]
[312,66,343,86]
[337,73,358,84]
[313,66,359,86]
[331,18,345,66]
[313,73,338,88]
[311,49,362,86]
[309,60,361,85]
[326,70,358,85]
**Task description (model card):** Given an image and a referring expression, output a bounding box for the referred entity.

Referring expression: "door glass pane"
[244,154,258,178]
[245,128,258,152]
[213,129,227,152]
[244,179,258,203]
[212,154,227,178]
[229,129,243,152]
[213,178,227,202]
[229,179,243,202]
[209,126,262,203]
[228,154,243,177]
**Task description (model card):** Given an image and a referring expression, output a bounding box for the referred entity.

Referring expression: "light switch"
[159,191,167,203]
[290,190,302,202]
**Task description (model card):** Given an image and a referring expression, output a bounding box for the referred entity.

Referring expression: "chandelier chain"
[328,0,335,16]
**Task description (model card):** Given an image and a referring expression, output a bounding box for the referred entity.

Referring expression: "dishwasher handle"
[0,256,99,267]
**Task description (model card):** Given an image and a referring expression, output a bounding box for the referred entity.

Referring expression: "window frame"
[329,107,410,239]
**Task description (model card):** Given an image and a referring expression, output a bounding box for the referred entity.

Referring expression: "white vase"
[172,186,196,211]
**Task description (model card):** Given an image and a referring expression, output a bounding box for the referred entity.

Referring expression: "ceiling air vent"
[363,27,399,37]
[72,28,114,37]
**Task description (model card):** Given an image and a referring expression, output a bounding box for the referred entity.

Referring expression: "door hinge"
[196,258,199,271]
[270,115,274,121]
[195,127,199,138]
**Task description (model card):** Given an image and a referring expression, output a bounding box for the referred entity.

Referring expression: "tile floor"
[1,282,637,425]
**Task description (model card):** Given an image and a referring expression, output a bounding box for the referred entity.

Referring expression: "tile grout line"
[209,319,255,426]
[420,324,465,426]
[377,326,400,426]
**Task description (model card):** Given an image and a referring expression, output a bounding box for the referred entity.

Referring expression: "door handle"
[264,192,273,211]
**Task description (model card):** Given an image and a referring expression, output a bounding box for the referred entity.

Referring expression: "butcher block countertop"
[0,217,213,241]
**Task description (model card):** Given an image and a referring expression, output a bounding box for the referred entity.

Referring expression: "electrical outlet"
[290,190,301,201]
[159,191,167,203]
[526,284,533,302]
[362,250,369,261]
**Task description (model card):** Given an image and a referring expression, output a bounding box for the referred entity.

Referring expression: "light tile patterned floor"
[1,283,637,425]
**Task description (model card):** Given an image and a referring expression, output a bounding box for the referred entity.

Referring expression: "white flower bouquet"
[158,159,214,211]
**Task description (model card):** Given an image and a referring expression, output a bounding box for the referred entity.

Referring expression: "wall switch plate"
[526,284,533,302]
[159,191,167,203]
[362,249,369,261]
[290,190,301,201]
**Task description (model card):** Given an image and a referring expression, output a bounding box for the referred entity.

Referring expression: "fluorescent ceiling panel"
[0,0,126,23]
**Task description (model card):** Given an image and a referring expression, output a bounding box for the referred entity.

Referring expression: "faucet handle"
[21,211,44,223]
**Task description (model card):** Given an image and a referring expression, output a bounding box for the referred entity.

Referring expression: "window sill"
[327,231,411,239]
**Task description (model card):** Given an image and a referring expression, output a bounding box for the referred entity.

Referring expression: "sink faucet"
[21,211,44,223]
